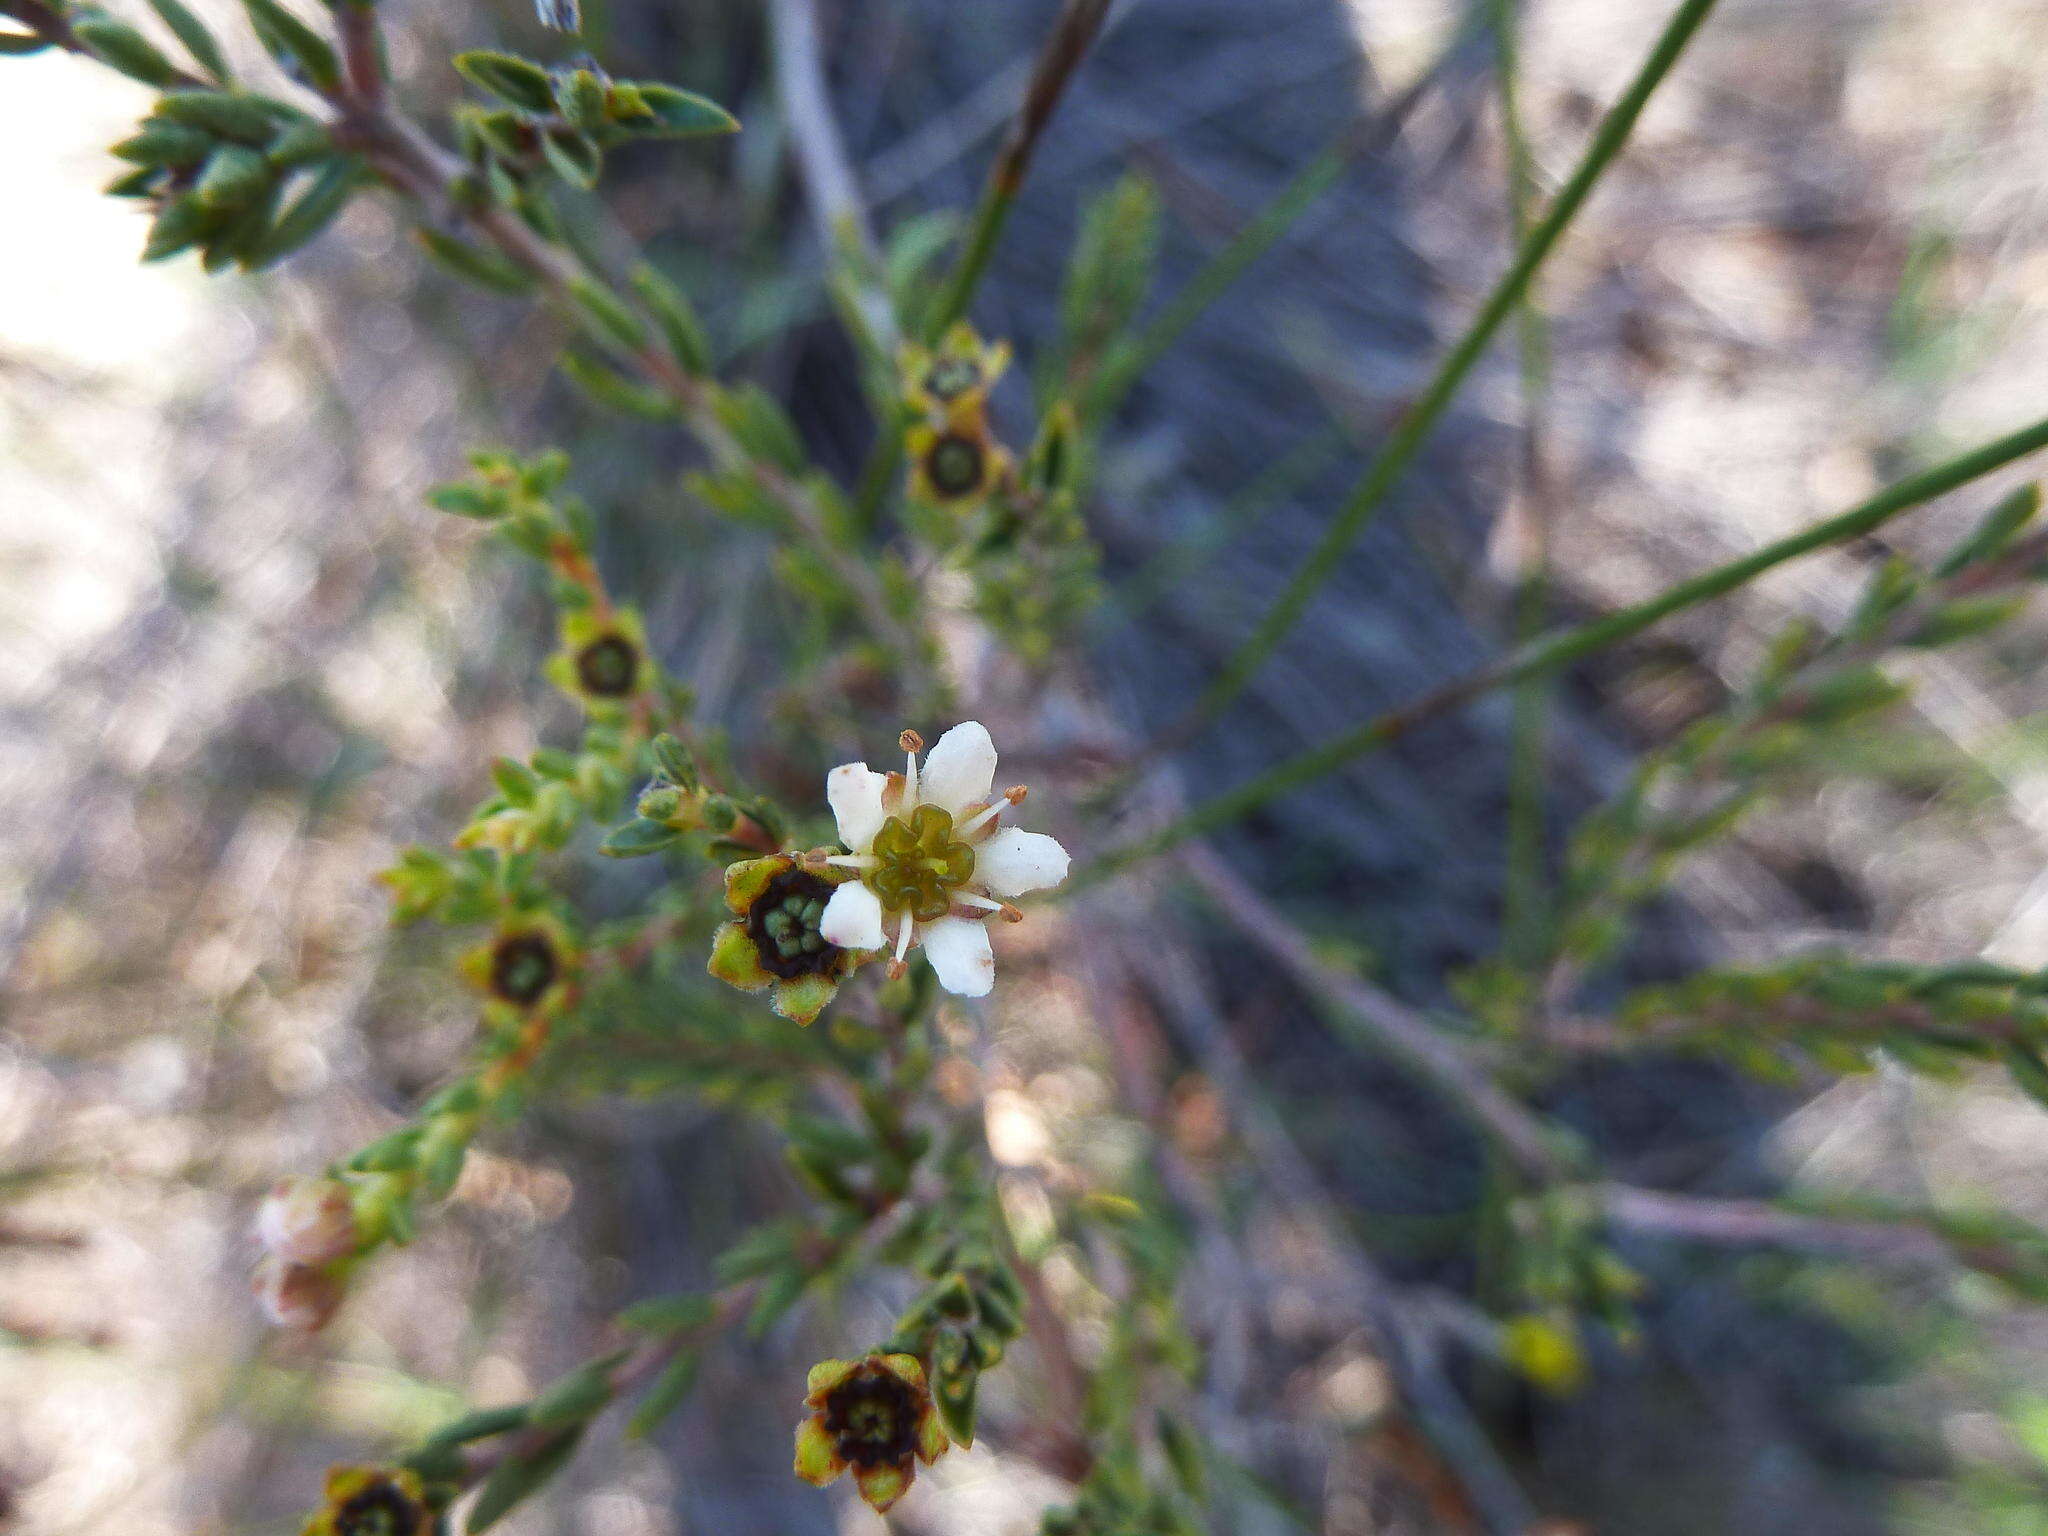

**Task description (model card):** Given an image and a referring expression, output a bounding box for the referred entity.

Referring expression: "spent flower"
[253,1254,345,1332]
[807,722,1068,997]
[708,854,870,1024]
[793,1352,949,1512]
[301,1465,433,1536]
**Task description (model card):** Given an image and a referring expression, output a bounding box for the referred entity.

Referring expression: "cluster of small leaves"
[1495,1187,1643,1394]
[1611,954,2048,1092]
[1461,483,2048,1032]
[879,1182,1029,1447]
[452,48,734,196]
[600,730,786,864]
[0,0,372,270]
[1041,1193,1208,1536]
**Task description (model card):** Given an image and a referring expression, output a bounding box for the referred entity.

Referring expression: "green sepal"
[454,49,556,113]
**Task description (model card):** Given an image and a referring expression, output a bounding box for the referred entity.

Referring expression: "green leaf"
[73,15,182,86]
[141,193,220,262]
[625,82,737,138]
[415,226,535,294]
[540,126,602,188]
[711,383,805,474]
[194,142,272,209]
[563,277,645,353]
[629,264,711,375]
[145,0,230,82]
[467,1428,583,1533]
[554,67,607,130]
[241,156,359,269]
[105,166,161,198]
[113,124,214,168]
[490,756,539,805]
[558,351,674,420]
[455,49,556,113]
[625,1349,700,1438]
[241,0,338,89]
[427,483,503,520]
[598,817,683,858]
[618,1292,715,1334]
[527,1353,625,1428]
[155,88,286,144]
[1936,482,2041,577]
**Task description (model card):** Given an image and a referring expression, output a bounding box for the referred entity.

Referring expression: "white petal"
[920,721,997,818]
[819,881,886,950]
[975,827,1070,897]
[922,916,995,997]
[827,763,888,851]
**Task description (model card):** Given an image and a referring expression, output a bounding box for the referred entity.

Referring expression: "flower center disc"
[823,1371,919,1468]
[870,805,975,922]
[490,933,558,1006]
[924,434,986,499]
[575,634,640,697]
[335,1483,423,1536]
[747,867,843,978]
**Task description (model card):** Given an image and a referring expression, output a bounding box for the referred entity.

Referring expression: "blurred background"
[9,0,2048,1531]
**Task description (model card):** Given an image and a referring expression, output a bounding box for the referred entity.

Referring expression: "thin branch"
[928,0,1115,337]
[1078,410,2048,884]
[1156,0,1725,751]
[1178,844,1571,1183]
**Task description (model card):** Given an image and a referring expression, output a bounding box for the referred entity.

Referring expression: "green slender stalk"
[1162,0,1723,748]
[1075,411,2048,887]
[1096,425,1350,631]
[927,0,1112,339]
[1491,0,1555,968]
[1084,3,1500,424]
[1083,142,1351,419]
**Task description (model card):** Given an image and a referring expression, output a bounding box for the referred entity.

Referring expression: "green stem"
[1077,411,2048,886]
[927,0,1112,339]
[1162,0,1724,747]
[1492,0,1554,968]
[1083,142,1352,420]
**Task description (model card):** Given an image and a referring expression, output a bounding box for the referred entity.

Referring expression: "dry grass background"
[10,0,2048,1531]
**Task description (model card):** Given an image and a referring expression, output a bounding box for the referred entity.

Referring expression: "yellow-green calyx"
[870,805,976,922]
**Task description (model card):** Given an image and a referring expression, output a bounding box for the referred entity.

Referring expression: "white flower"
[810,722,1069,997]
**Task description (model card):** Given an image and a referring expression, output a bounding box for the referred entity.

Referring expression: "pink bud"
[255,1177,359,1266]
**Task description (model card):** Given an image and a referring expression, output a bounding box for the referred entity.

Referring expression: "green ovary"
[869,804,976,922]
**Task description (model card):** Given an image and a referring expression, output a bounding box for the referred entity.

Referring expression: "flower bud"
[255,1177,359,1265]
[253,1254,345,1332]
